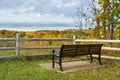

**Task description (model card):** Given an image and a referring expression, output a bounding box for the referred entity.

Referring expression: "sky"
[0,0,94,24]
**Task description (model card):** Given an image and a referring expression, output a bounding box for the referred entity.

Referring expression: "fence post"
[16,34,20,58]
[73,35,76,44]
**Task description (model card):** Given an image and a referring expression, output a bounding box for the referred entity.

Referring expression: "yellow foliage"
[100,31,104,38]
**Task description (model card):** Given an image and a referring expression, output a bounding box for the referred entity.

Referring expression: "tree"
[73,0,96,38]
[73,0,119,39]
[73,0,104,38]
[97,0,120,39]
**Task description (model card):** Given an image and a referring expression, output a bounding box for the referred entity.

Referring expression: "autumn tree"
[73,0,102,38]
[75,0,119,39]
[96,0,120,39]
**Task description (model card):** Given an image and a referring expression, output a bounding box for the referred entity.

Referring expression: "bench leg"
[98,54,102,65]
[52,55,55,68]
[90,54,93,63]
[59,62,63,71]
[52,61,55,68]
[59,57,63,71]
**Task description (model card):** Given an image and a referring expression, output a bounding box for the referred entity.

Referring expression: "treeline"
[0,28,119,47]
[0,29,93,46]
[0,29,93,39]
[0,28,119,39]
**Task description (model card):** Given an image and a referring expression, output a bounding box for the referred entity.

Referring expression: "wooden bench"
[52,44,103,71]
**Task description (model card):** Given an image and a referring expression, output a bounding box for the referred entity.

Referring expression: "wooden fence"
[0,34,120,60]
[75,38,120,60]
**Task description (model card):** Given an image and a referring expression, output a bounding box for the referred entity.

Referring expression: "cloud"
[28,6,35,11]
[60,14,64,17]
[57,2,76,8]
[0,10,5,14]
[0,0,25,9]
[0,0,89,23]
[19,6,35,13]
[36,13,42,18]
[0,0,80,15]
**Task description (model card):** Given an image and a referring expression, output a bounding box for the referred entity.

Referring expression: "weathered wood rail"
[75,39,120,51]
[0,34,120,60]
[75,39,120,43]
[75,39,120,60]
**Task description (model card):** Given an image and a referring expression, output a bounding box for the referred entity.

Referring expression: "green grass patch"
[0,58,120,80]
[0,50,16,56]
[0,49,54,56]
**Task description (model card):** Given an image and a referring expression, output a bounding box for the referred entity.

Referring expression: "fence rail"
[75,39,120,43]
[0,38,16,41]
[102,47,120,51]
[0,47,16,50]
[0,34,120,60]
[21,46,60,50]
[21,38,73,41]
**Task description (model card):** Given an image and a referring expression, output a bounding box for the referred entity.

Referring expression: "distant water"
[0,22,77,31]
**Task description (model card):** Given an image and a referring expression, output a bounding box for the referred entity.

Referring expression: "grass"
[0,57,120,80]
[0,49,54,56]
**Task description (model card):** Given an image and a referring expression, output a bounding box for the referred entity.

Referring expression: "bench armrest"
[52,49,60,57]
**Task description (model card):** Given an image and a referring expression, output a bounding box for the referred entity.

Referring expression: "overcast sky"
[0,0,92,24]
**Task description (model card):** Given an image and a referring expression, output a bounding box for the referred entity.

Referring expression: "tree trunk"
[103,21,107,39]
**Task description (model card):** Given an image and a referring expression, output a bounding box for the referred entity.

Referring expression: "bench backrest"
[60,44,103,57]
[77,44,90,55]
[60,45,77,57]
[89,44,103,54]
